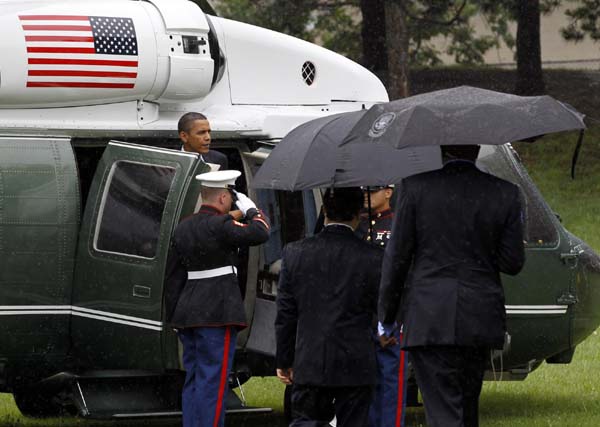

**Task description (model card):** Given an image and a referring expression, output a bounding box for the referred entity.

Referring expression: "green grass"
[513,125,600,252]
[3,328,600,427]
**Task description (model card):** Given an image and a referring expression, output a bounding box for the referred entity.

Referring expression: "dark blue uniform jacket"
[165,205,270,329]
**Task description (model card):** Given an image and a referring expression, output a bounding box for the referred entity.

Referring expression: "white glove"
[233,190,257,216]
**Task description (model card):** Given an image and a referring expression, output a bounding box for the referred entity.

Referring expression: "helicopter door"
[71,141,197,370]
[478,145,573,366]
[241,149,320,360]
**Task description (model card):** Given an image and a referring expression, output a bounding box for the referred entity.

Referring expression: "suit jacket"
[202,149,228,170]
[164,205,270,328]
[379,160,525,349]
[275,224,382,386]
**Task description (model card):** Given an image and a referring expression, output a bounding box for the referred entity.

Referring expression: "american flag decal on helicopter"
[19,15,138,89]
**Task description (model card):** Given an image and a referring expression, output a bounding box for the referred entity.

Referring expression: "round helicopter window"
[302,61,316,86]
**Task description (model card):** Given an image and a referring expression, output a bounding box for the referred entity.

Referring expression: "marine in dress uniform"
[178,111,228,170]
[275,188,382,427]
[164,170,270,427]
[358,186,409,427]
[378,145,525,427]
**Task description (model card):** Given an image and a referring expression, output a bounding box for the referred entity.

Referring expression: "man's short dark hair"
[441,145,480,162]
[178,112,208,133]
[322,187,363,222]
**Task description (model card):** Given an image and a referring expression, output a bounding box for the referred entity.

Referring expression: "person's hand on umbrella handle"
[276,368,294,385]
[233,190,257,216]
[378,334,397,348]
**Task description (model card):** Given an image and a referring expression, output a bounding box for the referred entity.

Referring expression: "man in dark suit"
[275,187,382,427]
[178,112,228,170]
[378,145,525,427]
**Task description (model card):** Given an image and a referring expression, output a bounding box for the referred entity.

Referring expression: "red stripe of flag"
[25,36,94,42]
[29,70,138,78]
[27,47,96,54]
[22,25,92,31]
[19,15,89,20]
[27,82,135,89]
[29,58,138,67]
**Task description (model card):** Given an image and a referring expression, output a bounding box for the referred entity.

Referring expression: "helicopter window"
[94,161,176,259]
[477,145,558,247]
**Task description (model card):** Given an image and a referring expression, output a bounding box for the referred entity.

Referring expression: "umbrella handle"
[570,129,585,179]
[367,188,374,242]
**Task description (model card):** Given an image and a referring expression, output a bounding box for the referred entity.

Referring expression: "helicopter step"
[13,371,183,418]
[12,370,271,419]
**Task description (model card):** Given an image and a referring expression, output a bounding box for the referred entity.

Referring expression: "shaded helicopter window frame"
[254,189,319,299]
[93,160,177,260]
[477,145,559,248]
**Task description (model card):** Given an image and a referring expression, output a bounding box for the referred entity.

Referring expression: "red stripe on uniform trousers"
[396,333,406,427]
[213,327,231,427]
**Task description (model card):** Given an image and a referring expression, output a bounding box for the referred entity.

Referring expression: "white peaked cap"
[195,170,241,188]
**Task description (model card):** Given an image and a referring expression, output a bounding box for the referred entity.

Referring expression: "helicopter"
[0,0,599,420]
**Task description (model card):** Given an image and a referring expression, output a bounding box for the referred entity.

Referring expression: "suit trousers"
[290,383,373,427]
[409,346,488,427]
[178,326,237,427]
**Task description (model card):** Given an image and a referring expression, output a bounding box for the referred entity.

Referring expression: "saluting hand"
[233,190,257,216]
[276,368,294,385]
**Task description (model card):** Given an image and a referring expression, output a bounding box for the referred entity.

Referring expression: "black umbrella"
[341,86,586,149]
[251,110,442,190]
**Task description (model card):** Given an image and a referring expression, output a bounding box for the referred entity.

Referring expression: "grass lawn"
[2,328,600,427]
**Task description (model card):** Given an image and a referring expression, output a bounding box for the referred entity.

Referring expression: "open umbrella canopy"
[341,86,586,149]
[251,110,442,190]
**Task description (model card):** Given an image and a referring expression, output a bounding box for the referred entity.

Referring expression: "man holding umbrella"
[378,145,525,427]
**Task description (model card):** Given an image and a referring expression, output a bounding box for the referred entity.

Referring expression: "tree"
[383,1,410,98]
[516,0,545,95]
[359,0,387,83]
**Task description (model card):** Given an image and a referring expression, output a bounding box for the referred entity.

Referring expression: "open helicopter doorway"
[239,149,321,373]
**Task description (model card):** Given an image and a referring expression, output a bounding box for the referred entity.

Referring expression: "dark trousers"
[409,346,488,427]
[178,326,237,427]
[290,384,373,427]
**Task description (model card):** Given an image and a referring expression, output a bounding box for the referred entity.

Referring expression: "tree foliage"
[562,0,600,42]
